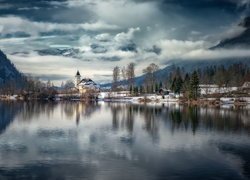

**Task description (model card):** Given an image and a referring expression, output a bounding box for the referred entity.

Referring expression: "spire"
[76,70,81,76]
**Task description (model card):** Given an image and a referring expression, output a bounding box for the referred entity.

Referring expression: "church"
[75,71,100,94]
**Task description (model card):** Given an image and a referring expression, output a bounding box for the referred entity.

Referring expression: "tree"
[126,63,135,93]
[142,63,159,93]
[46,80,52,89]
[121,66,127,81]
[64,80,75,92]
[189,71,199,99]
[183,73,190,98]
[61,81,65,88]
[171,76,183,94]
[112,66,120,91]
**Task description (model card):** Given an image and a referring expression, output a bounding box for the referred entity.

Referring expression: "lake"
[0,101,249,180]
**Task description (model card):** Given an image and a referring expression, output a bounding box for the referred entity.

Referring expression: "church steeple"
[76,70,80,76]
[75,70,81,86]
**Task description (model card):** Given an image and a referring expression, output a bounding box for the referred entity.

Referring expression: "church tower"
[75,70,81,88]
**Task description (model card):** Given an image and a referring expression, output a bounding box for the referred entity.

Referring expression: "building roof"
[76,70,81,76]
[242,82,250,88]
[78,78,96,85]
[199,84,219,88]
[78,78,100,89]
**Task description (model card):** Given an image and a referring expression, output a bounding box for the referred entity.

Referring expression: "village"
[1,69,250,106]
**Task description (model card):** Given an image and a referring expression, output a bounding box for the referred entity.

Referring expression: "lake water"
[0,101,249,180]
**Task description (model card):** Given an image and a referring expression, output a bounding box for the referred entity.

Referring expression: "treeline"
[167,63,250,88]
[112,62,250,98]
[0,76,58,99]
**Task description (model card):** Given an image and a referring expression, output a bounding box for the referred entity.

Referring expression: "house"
[242,82,250,89]
[199,84,219,95]
[241,82,250,93]
[75,71,100,94]
[199,84,238,95]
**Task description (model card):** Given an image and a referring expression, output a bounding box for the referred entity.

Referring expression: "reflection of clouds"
[0,102,249,179]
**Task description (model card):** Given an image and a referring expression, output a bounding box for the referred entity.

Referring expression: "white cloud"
[80,21,120,31]
[8,52,113,84]
[183,49,250,60]
[156,39,207,60]
[114,27,140,43]
[154,39,250,61]
[95,33,111,41]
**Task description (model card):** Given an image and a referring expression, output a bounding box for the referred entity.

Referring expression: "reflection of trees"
[170,106,199,134]
[109,103,250,138]
[109,103,162,140]
[168,105,250,134]
[0,101,59,135]
[140,105,161,140]
[20,101,58,121]
[0,101,22,135]
[109,103,135,133]
[4,101,100,126]
[62,102,100,125]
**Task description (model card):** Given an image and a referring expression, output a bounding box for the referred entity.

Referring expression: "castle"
[75,71,100,94]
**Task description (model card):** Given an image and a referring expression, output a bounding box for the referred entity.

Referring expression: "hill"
[0,50,24,88]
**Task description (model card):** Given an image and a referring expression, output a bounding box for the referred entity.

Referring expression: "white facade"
[199,84,238,95]
[75,71,100,94]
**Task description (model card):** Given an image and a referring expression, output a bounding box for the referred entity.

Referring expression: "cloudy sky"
[0,0,250,84]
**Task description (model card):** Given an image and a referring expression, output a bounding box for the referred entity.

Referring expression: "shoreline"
[0,96,249,107]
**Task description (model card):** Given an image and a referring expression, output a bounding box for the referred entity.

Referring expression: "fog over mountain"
[212,16,250,49]
[0,0,250,84]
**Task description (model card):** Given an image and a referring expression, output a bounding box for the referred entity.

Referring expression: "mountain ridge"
[0,50,24,88]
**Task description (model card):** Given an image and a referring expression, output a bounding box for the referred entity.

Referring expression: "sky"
[0,0,250,85]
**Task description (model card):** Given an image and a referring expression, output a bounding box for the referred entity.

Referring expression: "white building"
[199,84,238,95]
[75,71,100,94]
[242,82,250,89]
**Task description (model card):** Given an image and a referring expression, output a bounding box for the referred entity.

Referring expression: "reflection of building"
[75,71,100,94]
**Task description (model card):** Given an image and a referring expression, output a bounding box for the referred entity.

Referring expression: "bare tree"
[142,63,159,93]
[126,63,135,92]
[64,80,75,91]
[112,66,120,91]
[121,66,127,81]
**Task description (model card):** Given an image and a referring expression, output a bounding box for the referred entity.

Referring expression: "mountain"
[0,50,24,87]
[101,58,250,88]
[135,17,250,86]
[102,17,250,88]
[211,17,250,49]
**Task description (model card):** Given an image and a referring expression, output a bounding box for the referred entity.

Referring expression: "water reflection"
[0,102,249,180]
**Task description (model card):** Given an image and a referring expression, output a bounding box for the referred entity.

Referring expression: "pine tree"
[189,71,199,100]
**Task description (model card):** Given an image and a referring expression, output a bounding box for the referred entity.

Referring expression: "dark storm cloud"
[0,0,94,23]
[145,45,162,55]
[118,42,137,52]
[138,0,248,40]
[101,56,121,62]
[1,0,250,84]
[91,44,108,54]
[133,0,247,10]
